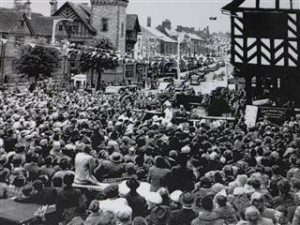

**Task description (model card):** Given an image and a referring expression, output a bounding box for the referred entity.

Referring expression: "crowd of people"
[1,83,300,225]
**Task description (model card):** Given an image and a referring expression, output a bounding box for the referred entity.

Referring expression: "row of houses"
[0,0,217,86]
[135,18,210,60]
[0,0,141,82]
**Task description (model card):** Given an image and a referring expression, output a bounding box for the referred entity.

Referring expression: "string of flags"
[0,38,207,68]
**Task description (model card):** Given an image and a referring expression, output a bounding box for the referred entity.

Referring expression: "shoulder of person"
[261,217,274,225]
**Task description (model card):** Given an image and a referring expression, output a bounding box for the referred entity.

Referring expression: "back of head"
[201,195,213,211]
[245,206,261,223]
[216,195,227,207]
[278,179,291,196]
[32,179,44,192]
[126,177,140,191]
[133,217,148,225]
[104,184,119,199]
[89,200,100,213]
[63,174,74,186]
[59,157,69,170]
[52,176,63,187]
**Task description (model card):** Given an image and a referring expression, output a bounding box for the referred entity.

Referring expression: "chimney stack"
[147,16,151,27]
[50,0,58,16]
[25,0,31,19]
[162,19,171,30]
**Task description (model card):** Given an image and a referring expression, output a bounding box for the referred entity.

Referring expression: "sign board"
[191,106,208,118]
[125,64,135,78]
[105,86,124,94]
[245,105,258,127]
[258,107,294,123]
[252,99,270,106]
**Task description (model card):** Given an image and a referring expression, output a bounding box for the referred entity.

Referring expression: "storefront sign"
[125,64,135,78]
[258,107,293,123]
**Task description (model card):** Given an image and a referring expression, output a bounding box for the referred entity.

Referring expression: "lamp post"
[0,38,7,87]
[51,18,73,45]
[177,33,186,75]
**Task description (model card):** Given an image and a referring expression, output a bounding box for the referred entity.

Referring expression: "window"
[2,33,8,39]
[72,23,79,32]
[20,20,24,27]
[14,36,24,46]
[58,25,63,31]
[102,18,108,32]
[121,23,124,37]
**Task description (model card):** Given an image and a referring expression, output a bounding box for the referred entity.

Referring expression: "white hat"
[164,101,172,107]
[181,145,191,154]
[119,181,130,196]
[251,192,263,202]
[170,190,182,203]
[145,192,162,205]
[216,189,227,197]
[137,182,151,197]
[233,187,246,195]
[153,115,159,122]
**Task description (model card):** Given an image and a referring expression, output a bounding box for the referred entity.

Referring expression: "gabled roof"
[53,1,95,34]
[126,14,141,32]
[223,0,300,11]
[142,26,177,43]
[30,13,54,36]
[222,0,246,12]
[0,8,24,33]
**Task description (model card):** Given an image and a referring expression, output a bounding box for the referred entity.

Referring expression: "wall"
[91,0,127,55]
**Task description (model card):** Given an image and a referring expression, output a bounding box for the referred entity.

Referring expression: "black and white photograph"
[0,0,300,225]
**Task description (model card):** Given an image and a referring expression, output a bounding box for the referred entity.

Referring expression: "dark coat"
[55,186,85,222]
[169,208,198,225]
[125,191,148,218]
[23,162,41,181]
[168,165,196,192]
[16,187,58,205]
[95,160,125,181]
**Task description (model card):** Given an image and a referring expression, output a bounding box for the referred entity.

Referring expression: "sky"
[0,0,232,32]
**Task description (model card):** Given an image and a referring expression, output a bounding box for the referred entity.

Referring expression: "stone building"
[53,0,140,55]
[135,17,177,59]
[157,19,205,57]
[0,0,141,86]
[0,0,69,84]
[90,0,128,55]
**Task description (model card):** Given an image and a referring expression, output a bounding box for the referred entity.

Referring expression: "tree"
[16,43,60,84]
[78,38,118,90]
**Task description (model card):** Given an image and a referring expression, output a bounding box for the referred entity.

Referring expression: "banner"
[244,105,258,127]
[258,107,294,124]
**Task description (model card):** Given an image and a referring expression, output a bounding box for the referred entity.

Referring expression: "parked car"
[190,74,202,85]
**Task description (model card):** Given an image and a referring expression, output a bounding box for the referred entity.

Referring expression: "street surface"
[178,67,228,95]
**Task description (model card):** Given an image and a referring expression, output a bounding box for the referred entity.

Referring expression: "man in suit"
[169,192,198,225]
